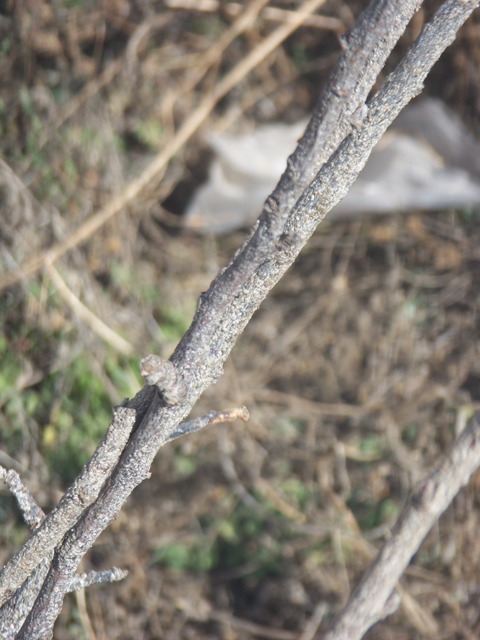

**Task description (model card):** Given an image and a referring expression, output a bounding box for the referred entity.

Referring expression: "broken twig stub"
[140,355,188,406]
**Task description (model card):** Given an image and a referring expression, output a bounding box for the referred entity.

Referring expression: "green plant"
[154,497,295,579]
[132,119,164,150]
[43,353,140,483]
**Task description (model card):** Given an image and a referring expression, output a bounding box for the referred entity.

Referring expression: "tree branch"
[0,467,44,531]
[168,406,250,442]
[323,412,480,640]
[67,568,129,592]
[0,406,136,635]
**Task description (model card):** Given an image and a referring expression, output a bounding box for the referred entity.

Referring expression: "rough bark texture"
[0,0,479,638]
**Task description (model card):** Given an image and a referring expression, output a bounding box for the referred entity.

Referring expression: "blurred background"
[1,1,480,638]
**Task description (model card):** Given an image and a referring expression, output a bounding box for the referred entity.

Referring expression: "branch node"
[140,355,188,405]
[351,103,368,129]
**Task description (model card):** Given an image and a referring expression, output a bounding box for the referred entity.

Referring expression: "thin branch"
[168,406,249,441]
[11,405,247,639]
[166,0,427,394]
[0,467,44,531]
[45,261,135,356]
[67,568,128,592]
[323,412,480,640]
[164,0,345,32]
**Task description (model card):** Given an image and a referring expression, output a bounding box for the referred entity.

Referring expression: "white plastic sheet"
[185,99,480,234]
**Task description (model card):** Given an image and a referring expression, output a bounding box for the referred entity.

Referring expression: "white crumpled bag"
[184,98,480,234]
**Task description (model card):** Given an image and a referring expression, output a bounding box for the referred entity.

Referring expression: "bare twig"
[45,261,135,356]
[165,0,345,32]
[0,467,44,531]
[323,412,480,640]
[168,405,249,441]
[67,568,129,592]
[0,409,135,638]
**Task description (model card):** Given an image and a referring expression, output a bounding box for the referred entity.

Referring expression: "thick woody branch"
[323,413,480,640]
[172,0,479,404]
[173,0,427,386]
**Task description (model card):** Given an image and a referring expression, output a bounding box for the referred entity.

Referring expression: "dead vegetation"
[1,1,480,638]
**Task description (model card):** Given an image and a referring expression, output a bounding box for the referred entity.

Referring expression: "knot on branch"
[140,355,187,406]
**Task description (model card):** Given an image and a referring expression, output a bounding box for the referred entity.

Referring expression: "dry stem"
[323,412,480,640]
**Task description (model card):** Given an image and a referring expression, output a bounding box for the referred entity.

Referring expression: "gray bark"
[323,413,480,640]
[0,0,478,637]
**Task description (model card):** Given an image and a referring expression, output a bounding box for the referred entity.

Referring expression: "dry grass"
[1,2,480,639]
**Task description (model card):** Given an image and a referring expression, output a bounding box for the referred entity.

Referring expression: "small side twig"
[0,467,44,531]
[67,568,129,592]
[168,405,249,441]
[0,463,129,639]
